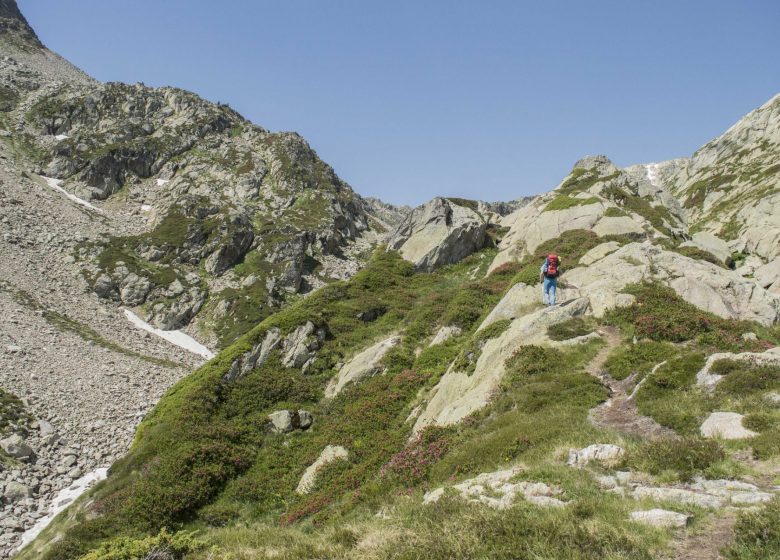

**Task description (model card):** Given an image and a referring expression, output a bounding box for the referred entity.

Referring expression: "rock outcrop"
[388,198,487,271]
[324,335,400,398]
[295,445,349,494]
[414,298,590,431]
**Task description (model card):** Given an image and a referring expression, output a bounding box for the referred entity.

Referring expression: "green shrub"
[547,317,593,341]
[724,498,780,560]
[79,529,208,560]
[199,503,241,528]
[717,364,780,395]
[743,412,779,433]
[605,282,780,351]
[504,346,562,383]
[543,195,600,212]
[622,437,725,482]
[602,206,627,217]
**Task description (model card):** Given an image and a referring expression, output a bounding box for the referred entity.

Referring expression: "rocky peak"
[0,0,42,50]
[572,154,619,177]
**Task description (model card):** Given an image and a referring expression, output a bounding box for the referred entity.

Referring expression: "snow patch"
[141,204,153,212]
[17,468,108,551]
[644,163,661,188]
[123,309,214,359]
[54,134,69,141]
[156,178,169,187]
[41,176,100,212]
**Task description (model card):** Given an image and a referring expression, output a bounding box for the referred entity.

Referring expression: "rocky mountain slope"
[0,0,409,351]
[2,1,780,559]
[16,87,780,560]
[0,1,417,556]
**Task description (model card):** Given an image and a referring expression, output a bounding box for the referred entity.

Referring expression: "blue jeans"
[543,277,557,305]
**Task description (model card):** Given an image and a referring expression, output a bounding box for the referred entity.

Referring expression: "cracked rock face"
[388,197,487,271]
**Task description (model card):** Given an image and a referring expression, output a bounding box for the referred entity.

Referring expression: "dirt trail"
[586,327,677,439]
[664,514,737,560]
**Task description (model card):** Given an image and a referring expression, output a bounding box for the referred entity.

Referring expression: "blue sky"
[22,1,779,206]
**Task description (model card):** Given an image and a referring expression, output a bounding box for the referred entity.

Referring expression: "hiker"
[539,253,561,306]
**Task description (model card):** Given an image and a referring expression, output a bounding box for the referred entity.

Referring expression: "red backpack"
[546,254,559,278]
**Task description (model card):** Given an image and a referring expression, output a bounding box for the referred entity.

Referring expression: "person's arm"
[540,262,546,283]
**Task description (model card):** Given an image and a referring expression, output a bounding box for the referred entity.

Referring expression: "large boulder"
[414,298,590,432]
[325,335,400,398]
[388,198,486,271]
[754,259,780,290]
[477,282,581,331]
[700,412,757,439]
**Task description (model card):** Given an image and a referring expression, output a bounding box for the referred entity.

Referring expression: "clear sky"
[21,0,780,206]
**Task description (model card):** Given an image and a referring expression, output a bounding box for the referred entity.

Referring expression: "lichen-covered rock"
[296,445,349,494]
[429,325,462,347]
[414,298,590,431]
[476,282,580,331]
[388,198,486,271]
[681,232,732,265]
[281,322,326,369]
[630,509,691,528]
[423,466,565,509]
[700,412,757,439]
[567,444,625,468]
[325,335,400,398]
[563,242,780,324]
[0,434,35,462]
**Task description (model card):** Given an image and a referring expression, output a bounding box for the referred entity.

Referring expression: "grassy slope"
[28,237,780,560]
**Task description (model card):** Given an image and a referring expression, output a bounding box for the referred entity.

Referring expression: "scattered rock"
[0,434,35,462]
[567,444,625,468]
[281,322,326,369]
[3,482,32,503]
[423,467,565,509]
[267,410,313,434]
[630,509,692,528]
[700,412,757,439]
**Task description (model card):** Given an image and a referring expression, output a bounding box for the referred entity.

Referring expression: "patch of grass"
[673,245,728,268]
[622,437,725,482]
[603,206,627,217]
[724,497,780,560]
[0,388,32,435]
[546,317,593,341]
[633,352,710,434]
[543,194,600,212]
[605,282,780,352]
[604,341,678,381]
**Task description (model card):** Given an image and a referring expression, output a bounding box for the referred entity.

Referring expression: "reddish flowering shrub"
[380,426,452,487]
